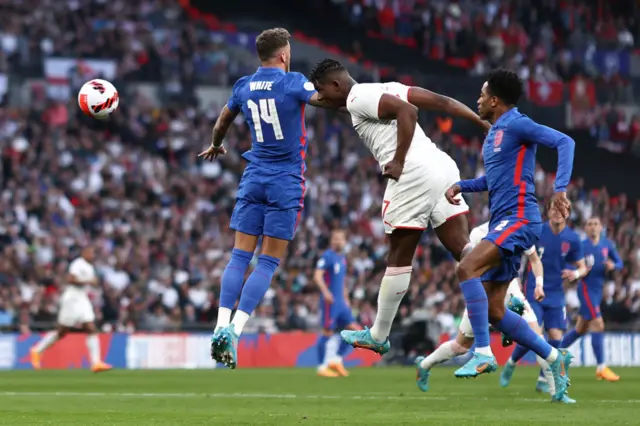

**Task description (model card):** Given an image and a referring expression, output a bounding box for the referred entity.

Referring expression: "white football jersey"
[346,82,440,168]
[67,256,97,293]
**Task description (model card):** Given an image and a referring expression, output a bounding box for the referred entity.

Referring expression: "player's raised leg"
[210,225,259,365]
[215,234,286,369]
[341,229,422,355]
[30,326,67,370]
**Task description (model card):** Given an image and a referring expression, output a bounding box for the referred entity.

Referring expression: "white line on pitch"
[1,392,639,404]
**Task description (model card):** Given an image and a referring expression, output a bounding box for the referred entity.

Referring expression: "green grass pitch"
[0,367,638,425]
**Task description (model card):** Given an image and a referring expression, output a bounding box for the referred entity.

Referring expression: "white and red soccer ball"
[77,79,119,120]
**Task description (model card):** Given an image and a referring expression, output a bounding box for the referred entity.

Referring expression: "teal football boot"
[549,349,573,401]
[415,356,431,392]
[500,362,516,387]
[211,324,239,369]
[340,327,390,355]
[454,352,498,378]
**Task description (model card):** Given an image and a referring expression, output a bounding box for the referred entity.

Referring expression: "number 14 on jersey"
[247,99,283,142]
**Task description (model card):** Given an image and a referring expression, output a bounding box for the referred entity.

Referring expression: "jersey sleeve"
[68,258,83,277]
[607,239,624,269]
[346,84,384,120]
[316,252,332,271]
[286,72,316,104]
[382,82,410,102]
[566,234,584,264]
[508,116,575,192]
[226,76,249,112]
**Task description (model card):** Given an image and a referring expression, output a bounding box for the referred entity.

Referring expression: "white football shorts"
[57,287,95,327]
[382,152,468,234]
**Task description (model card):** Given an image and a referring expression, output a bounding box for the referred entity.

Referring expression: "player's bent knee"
[456,260,475,282]
[488,303,506,323]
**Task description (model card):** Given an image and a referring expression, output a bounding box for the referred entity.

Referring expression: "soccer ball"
[77,79,119,120]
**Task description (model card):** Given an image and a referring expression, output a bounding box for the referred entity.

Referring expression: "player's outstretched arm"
[445,176,487,205]
[199,105,239,161]
[525,246,545,301]
[407,87,490,132]
[510,118,575,192]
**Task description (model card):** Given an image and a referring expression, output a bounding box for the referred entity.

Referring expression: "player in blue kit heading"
[560,216,623,381]
[445,69,574,401]
[314,229,359,377]
[500,202,587,395]
[199,28,333,369]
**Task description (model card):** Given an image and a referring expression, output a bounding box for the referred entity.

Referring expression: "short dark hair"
[309,59,346,84]
[255,28,291,61]
[486,68,523,105]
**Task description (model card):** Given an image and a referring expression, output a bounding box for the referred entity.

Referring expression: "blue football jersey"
[316,249,347,304]
[524,222,583,307]
[481,108,574,224]
[582,237,623,295]
[227,67,316,174]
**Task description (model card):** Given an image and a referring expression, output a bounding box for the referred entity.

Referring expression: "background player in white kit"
[414,222,558,397]
[30,246,112,372]
[309,59,490,355]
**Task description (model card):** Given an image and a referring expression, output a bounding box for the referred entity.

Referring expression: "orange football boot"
[30,349,41,370]
[328,361,349,377]
[596,367,620,381]
[91,361,113,373]
[317,366,339,377]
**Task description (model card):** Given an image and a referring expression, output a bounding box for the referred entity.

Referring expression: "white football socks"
[320,335,340,369]
[86,334,101,365]
[231,310,250,335]
[215,307,232,331]
[420,340,468,370]
[33,331,59,353]
[537,356,556,395]
[545,348,559,363]
[369,267,411,343]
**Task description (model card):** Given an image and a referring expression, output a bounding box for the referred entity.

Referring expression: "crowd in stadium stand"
[337,0,637,75]
[0,0,639,344]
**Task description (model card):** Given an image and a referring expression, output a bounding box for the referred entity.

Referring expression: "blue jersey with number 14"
[226,67,317,242]
[227,67,316,174]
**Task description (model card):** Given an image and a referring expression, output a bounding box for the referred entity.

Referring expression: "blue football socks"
[560,329,582,348]
[219,248,253,309]
[317,335,329,366]
[510,344,529,363]
[591,332,604,365]
[460,278,490,349]
[495,310,551,359]
[237,254,280,314]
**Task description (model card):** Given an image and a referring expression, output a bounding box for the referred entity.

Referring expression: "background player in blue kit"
[560,216,623,381]
[445,69,574,401]
[199,28,334,369]
[314,229,359,377]
[501,202,587,394]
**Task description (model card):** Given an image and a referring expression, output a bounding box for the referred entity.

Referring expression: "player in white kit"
[309,59,490,354]
[414,222,555,395]
[30,246,112,372]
